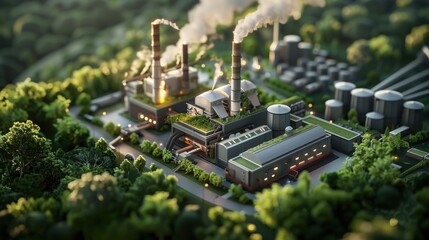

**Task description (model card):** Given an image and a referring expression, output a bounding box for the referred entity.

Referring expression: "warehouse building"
[225,125,332,192]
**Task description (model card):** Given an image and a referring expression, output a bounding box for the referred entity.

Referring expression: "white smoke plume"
[233,0,325,43]
[212,61,224,90]
[161,0,257,64]
[152,18,180,30]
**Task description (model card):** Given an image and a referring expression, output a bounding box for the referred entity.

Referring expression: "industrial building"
[123,22,204,129]
[225,125,332,192]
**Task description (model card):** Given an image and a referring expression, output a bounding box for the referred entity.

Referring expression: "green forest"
[1,0,429,239]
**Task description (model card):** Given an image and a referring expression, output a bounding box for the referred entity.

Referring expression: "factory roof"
[325,99,343,107]
[267,104,291,114]
[303,115,360,140]
[403,101,424,110]
[241,80,257,91]
[366,111,384,119]
[220,125,271,149]
[335,81,356,91]
[351,88,374,97]
[241,125,324,166]
[196,90,226,102]
[375,89,403,101]
[214,84,231,97]
[284,35,301,42]
[231,157,260,171]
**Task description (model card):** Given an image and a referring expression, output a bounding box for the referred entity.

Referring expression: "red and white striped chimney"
[151,22,162,104]
[230,41,241,116]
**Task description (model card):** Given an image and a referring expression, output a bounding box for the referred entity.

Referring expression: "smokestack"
[269,21,280,66]
[151,23,162,104]
[230,41,241,116]
[181,43,189,94]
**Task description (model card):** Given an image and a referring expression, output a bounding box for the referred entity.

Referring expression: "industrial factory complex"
[117,20,429,192]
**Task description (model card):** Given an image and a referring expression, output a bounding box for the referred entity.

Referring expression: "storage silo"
[402,101,425,132]
[298,42,312,60]
[267,104,291,137]
[285,35,301,66]
[374,90,403,128]
[365,112,384,132]
[326,59,337,67]
[307,61,317,72]
[335,81,356,115]
[319,75,331,91]
[317,64,328,76]
[293,67,305,79]
[348,66,359,82]
[337,62,348,71]
[339,70,351,82]
[350,88,374,124]
[306,71,318,83]
[328,67,339,82]
[324,99,343,121]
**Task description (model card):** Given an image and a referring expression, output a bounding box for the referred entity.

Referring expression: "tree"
[129,133,140,145]
[369,35,398,63]
[43,95,70,120]
[299,23,316,43]
[347,39,372,65]
[406,24,429,52]
[0,120,51,178]
[149,163,157,172]
[229,184,251,204]
[66,172,122,239]
[152,147,162,158]
[54,117,90,151]
[76,92,91,114]
[140,140,153,154]
[104,121,121,136]
[130,191,178,239]
[134,155,146,173]
[347,108,358,124]
[161,149,173,163]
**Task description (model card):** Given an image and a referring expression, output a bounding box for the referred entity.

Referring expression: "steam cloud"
[161,0,257,64]
[233,0,325,43]
[152,18,180,30]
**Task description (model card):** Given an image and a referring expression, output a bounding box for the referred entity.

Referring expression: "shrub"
[152,147,162,158]
[129,133,140,145]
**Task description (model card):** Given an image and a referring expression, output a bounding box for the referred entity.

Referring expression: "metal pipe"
[387,69,429,91]
[371,58,422,91]
[402,80,429,96]
[404,89,429,101]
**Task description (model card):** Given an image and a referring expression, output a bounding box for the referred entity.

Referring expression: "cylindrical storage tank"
[348,66,359,82]
[402,101,425,132]
[335,81,356,115]
[374,90,403,128]
[317,64,328,76]
[365,112,384,132]
[319,75,331,91]
[307,61,317,72]
[285,35,301,66]
[293,67,305,79]
[337,62,348,71]
[267,104,291,138]
[298,42,312,60]
[328,67,339,82]
[297,58,308,69]
[326,59,337,67]
[324,99,343,121]
[315,56,326,64]
[350,88,374,124]
[339,70,351,82]
[306,71,318,83]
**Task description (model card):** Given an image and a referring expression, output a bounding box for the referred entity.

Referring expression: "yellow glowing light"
[66,108,69,113]
[117,124,121,127]
[145,117,148,121]
[310,111,314,115]
[149,119,153,123]
[272,174,275,178]
[329,120,333,124]
[128,124,131,128]
[204,183,209,188]
[241,59,247,66]
[389,218,398,227]
[264,177,268,181]
[139,114,144,119]
[247,224,256,232]
[102,112,107,116]
[160,143,163,146]
[274,167,278,171]
[153,121,157,124]
[308,103,313,108]
[201,64,206,68]
[120,137,124,141]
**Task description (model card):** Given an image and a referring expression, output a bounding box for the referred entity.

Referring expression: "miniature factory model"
[121,19,428,192]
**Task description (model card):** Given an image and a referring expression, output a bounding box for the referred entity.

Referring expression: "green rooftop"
[248,125,315,153]
[304,115,359,140]
[232,157,260,170]
[223,126,271,148]
[408,148,428,157]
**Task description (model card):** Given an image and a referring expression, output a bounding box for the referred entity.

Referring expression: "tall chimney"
[151,22,162,104]
[230,41,241,116]
[181,43,190,94]
[269,21,280,66]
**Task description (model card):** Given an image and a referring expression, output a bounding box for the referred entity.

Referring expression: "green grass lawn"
[304,115,359,139]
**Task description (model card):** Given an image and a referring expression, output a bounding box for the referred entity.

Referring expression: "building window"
[313,148,317,152]
[272,174,275,178]
[305,153,308,156]
[295,157,299,161]
[290,165,296,169]
[299,161,305,165]
[264,177,268,181]
[323,144,326,148]
[274,167,278,171]
[316,152,322,156]
[308,156,314,161]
